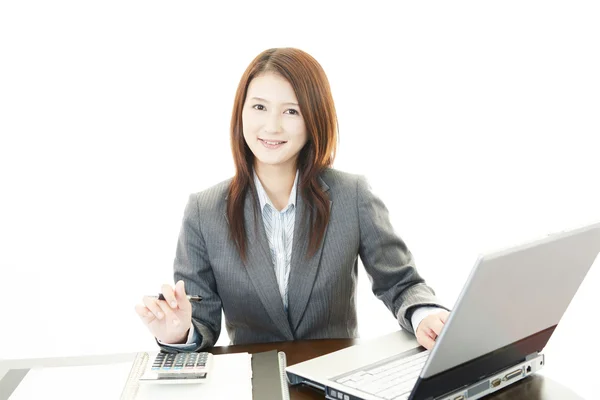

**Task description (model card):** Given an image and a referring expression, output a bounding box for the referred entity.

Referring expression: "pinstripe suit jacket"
[160,168,445,351]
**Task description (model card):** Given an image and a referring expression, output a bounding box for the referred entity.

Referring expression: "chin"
[255,156,291,167]
[257,159,286,167]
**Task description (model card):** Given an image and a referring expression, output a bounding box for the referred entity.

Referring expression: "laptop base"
[435,353,544,400]
[323,353,544,400]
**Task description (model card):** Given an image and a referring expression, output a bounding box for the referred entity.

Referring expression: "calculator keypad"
[151,352,209,372]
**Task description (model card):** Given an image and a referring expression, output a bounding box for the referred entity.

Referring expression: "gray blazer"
[159,168,445,351]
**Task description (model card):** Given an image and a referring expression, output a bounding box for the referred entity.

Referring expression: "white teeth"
[263,140,285,145]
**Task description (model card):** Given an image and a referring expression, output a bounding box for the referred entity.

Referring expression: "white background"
[1,1,599,398]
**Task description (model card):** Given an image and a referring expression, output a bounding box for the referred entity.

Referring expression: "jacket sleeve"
[157,193,222,352]
[357,175,449,334]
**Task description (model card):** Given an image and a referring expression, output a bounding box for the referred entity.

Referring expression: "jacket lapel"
[287,176,332,333]
[241,189,295,340]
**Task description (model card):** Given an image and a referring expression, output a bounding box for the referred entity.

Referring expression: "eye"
[285,109,300,115]
[252,104,266,111]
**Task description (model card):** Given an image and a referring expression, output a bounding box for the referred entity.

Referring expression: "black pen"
[153,293,203,302]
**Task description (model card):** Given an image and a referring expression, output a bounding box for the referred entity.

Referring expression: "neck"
[254,162,297,209]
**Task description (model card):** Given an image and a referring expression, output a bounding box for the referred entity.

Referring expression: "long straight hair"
[227,48,339,263]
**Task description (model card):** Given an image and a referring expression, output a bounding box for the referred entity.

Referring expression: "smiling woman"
[134,47,449,352]
[231,48,338,261]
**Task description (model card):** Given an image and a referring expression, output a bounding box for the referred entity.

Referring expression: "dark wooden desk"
[207,339,583,400]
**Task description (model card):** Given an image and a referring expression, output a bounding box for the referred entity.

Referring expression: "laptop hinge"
[525,351,539,361]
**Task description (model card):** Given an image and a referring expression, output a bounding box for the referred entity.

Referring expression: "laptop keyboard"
[334,350,429,400]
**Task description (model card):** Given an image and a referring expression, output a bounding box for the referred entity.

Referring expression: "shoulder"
[319,168,369,195]
[187,177,232,214]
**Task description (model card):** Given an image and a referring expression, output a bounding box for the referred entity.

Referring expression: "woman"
[135,47,449,352]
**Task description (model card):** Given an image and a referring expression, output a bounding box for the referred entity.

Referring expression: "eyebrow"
[250,97,299,107]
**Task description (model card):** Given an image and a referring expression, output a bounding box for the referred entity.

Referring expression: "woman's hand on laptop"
[135,280,193,344]
[416,310,450,350]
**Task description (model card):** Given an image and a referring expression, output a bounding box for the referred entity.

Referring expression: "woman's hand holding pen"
[135,280,193,344]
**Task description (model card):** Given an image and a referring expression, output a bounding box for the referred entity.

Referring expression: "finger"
[429,317,445,337]
[156,299,181,327]
[135,304,156,323]
[426,327,437,340]
[417,317,438,340]
[417,331,436,350]
[142,296,164,320]
[174,280,191,310]
[161,284,178,309]
[176,280,187,296]
[439,311,449,323]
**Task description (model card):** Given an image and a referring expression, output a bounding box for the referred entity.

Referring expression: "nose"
[264,111,283,135]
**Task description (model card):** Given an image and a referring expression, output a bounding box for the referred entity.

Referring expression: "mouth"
[259,138,287,149]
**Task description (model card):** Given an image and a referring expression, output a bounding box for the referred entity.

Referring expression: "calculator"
[139,351,214,384]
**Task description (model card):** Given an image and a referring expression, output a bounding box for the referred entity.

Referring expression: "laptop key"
[335,351,426,399]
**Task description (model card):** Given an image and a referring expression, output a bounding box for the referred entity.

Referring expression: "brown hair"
[227,47,339,263]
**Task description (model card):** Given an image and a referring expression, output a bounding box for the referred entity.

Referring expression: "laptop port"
[491,378,501,387]
[504,368,523,381]
[453,396,465,400]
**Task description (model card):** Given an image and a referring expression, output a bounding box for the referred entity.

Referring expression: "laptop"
[286,222,600,400]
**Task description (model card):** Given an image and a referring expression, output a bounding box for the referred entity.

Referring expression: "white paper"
[8,353,253,400]
[8,361,133,400]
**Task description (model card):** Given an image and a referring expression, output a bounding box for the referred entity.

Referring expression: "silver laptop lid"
[420,222,600,379]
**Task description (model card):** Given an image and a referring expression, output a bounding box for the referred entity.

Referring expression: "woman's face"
[242,72,308,171]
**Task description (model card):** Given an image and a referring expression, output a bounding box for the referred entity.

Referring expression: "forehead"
[246,72,298,102]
